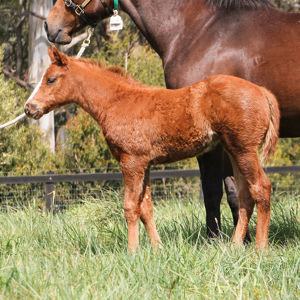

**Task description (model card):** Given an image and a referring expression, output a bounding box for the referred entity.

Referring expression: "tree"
[28,0,55,153]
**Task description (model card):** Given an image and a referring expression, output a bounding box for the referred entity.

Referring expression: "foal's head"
[24,46,73,120]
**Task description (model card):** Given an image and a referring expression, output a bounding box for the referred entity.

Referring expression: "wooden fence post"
[45,171,55,212]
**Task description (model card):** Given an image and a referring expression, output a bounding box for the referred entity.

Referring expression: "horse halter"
[64,0,113,27]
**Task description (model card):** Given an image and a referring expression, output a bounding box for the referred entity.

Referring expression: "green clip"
[114,0,119,10]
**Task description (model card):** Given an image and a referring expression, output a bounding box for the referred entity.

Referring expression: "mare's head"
[24,46,73,119]
[45,0,113,44]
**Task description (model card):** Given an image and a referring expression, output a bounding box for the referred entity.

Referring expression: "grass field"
[0,190,299,299]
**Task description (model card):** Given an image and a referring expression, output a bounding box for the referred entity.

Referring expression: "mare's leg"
[198,144,252,241]
[230,154,271,250]
[140,168,162,249]
[197,144,224,238]
[121,155,148,253]
[223,153,252,243]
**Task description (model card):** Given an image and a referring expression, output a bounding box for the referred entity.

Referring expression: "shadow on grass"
[60,193,300,254]
[151,196,300,250]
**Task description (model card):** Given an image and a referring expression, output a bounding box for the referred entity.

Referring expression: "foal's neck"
[71,61,144,123]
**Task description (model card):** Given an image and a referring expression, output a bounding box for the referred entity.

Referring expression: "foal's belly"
[149,131,219,165]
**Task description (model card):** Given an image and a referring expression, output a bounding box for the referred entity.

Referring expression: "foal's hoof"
[255,241,268,252]
[152,243,163,252]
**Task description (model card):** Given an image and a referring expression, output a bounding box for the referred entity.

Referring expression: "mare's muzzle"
[44,21,71,44]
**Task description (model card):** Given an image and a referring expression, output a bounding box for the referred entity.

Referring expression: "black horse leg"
[198,145,251,242]
[197,144,224,238]
[223,153,251,243]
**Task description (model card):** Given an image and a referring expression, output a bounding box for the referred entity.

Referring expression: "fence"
[0,165,300,211]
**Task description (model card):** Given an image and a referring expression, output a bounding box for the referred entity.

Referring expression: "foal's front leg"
[140,168,162,249]
[123,177,144,252]
[121,156,149,253]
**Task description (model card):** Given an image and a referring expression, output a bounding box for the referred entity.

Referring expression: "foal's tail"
[260,88,280,163]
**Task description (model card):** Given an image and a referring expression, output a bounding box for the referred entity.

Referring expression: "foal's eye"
[47,77,57,84]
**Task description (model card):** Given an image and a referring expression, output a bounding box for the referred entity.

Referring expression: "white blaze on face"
[25,75,44,105]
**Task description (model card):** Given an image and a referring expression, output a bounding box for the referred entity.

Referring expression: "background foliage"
[0,1,300,176]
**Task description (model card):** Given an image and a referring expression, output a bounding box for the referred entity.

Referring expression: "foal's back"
[111,74,277,165]
[197,75,274,144]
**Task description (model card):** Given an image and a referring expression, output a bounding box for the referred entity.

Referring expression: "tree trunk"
[28,0,55,153]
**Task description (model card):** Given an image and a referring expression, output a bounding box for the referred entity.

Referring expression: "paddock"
[0,164,299,211]
[0,178,298,299]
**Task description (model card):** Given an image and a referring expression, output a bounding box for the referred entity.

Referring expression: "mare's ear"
[48,45,69,66]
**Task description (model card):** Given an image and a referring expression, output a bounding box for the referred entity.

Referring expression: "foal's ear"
[48,45,69,66]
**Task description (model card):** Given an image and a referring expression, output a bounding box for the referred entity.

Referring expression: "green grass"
[0,191,299,299]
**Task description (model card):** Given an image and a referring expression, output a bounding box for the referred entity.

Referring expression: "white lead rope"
[0,27,94,130]
[0,113,27,129]
[76,27,94,59]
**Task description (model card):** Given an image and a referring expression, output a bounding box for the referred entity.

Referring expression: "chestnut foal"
[25,47,279,252]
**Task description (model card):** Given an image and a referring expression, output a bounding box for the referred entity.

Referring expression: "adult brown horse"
[44,0,300,240]
[24,46,279,252]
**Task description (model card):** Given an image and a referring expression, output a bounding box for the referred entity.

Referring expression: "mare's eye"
[47,77,57,84]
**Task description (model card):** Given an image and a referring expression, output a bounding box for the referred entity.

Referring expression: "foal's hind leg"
[230,161,255,247]
[223,153,251,243]
[230,153,271,250]
[140,168,162,249]
[248,168,271,250]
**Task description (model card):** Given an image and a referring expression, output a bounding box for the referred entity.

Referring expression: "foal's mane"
[74,57,149,88]
[206,0,271,9]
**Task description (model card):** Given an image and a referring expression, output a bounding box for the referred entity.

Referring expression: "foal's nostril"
[24,104,30,116]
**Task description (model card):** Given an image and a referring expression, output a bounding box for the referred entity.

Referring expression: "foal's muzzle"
[24,103,43,120]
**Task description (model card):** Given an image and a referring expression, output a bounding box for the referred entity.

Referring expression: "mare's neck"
[120,0,212,63]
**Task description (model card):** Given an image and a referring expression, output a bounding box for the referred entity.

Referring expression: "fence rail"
[0,165,299,211]
[1,165,299,185]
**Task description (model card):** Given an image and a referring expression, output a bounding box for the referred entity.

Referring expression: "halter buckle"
[65,0,72,7]
[75,5,84,16]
